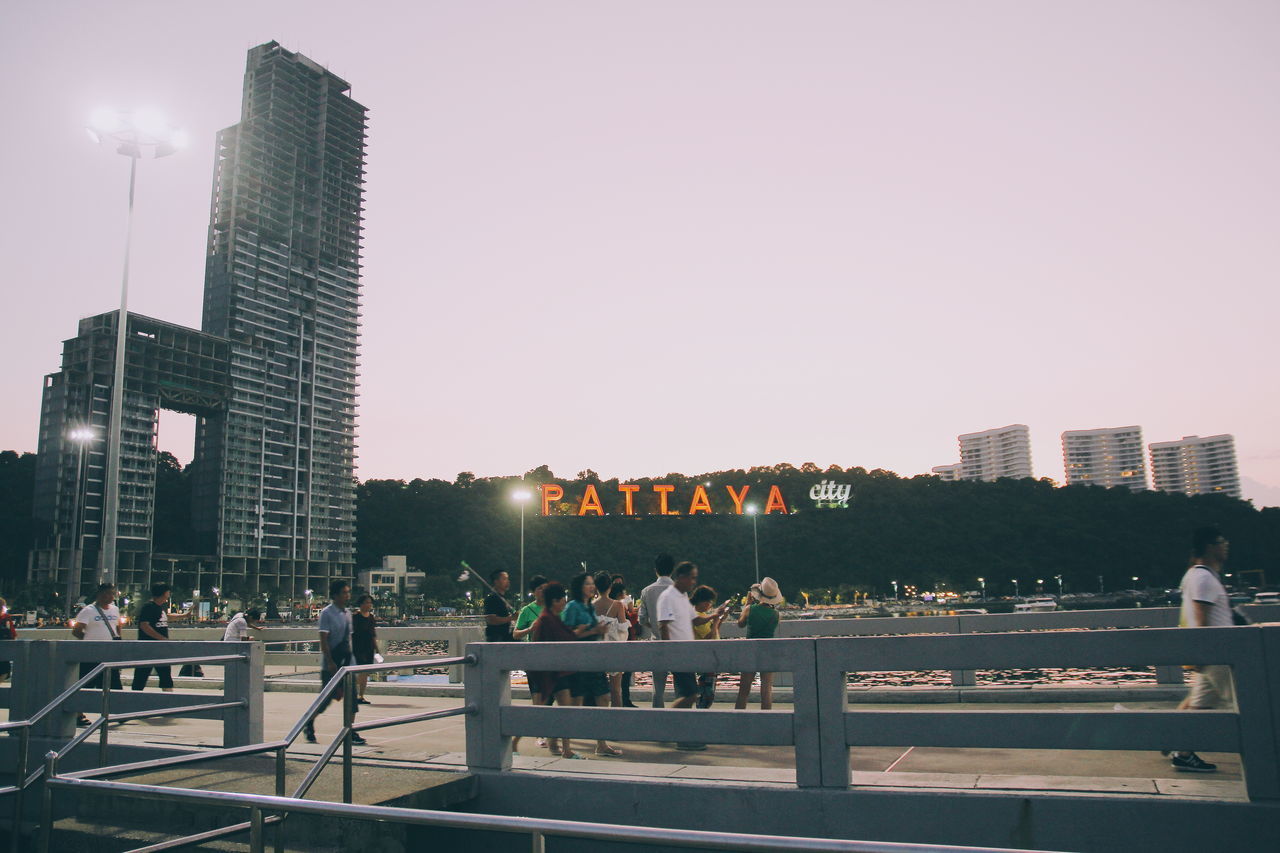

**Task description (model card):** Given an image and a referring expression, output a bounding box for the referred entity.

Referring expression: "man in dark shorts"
[484,570,515,642]
[132,583,174,692]
[659,562,726,751]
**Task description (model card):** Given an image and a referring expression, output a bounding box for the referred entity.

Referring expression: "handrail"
[42,776,1063,853]
[0,651,251,853]
[47,653,477,853]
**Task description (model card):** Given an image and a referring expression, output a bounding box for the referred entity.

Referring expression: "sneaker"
[303,727,317,744]
[1171,752,1217,773]
[675,742,707,751]
[76,714,91,728]
[350,733,368,746]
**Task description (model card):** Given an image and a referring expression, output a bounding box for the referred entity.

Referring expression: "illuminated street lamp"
[1012,579,1020,598]
[977,577,985,599]
[511,489,532,600]
[745,504,760,584]
[86,108,185,585]
[891,579,899,600]
[1131,575,1140,591]
[1055,574,1064,596]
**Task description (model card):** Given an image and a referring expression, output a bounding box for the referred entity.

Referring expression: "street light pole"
[87,109,185,587]
[67,427,96,614]
[746,505,760,584]
[512,490,532,602]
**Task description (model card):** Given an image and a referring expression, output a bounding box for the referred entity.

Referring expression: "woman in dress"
[593,571,630,708]
[352,594,379,704]
[562,571,620,756]
[734,577,783,710]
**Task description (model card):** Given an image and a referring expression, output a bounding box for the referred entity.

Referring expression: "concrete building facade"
[956,424,1033,482]
[1149,434,1241,499]
[930,463,962,482]
[196,41,367,596]
[1061,425,1147,491]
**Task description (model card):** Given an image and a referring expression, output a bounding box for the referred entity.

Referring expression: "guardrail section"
[815,626,1280,799]
[464,638,823,786]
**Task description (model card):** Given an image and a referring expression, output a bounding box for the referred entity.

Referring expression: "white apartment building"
[931,463,962,481]
[957,424,1034,481]
[1149,434,1241,499]
[357,555,426,596]
[1061,425,1147,491]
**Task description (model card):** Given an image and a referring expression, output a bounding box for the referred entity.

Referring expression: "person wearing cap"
[734,577,783,710]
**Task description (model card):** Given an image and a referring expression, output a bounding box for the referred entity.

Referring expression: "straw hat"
[750,577,784,606]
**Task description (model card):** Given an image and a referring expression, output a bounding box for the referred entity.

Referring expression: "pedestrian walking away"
[303,579,366,745]
[132,583,175,692]
[72,583,124,726]
[638,553,676,707]
[1166,526,1233,773]
[352,595,379,704]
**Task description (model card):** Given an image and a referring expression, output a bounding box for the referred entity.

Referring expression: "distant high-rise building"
[1149,435,1241,499]
[1061,426,1147,491]
[957,424,1033,482]
[931,463,962,481]
[197,41,367,594]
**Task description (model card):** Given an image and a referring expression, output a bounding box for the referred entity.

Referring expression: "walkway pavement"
[100,688,1245,802]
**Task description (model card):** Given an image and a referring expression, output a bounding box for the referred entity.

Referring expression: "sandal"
[536,738,547,748]
[595,745,623,757]
[561,752,584,760]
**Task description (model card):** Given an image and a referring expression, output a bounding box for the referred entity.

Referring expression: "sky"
[2,1,1278,504]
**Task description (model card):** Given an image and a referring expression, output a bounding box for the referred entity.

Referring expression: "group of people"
[483,554,784,757]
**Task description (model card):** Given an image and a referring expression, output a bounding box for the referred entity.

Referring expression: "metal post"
[38,752,58,853]
[249,805,265,853]
[68,438,89,616]
[99,672,112,766]
[342,671,354,804]
[10,727,30,853]
[531,829,546,853]
[100,151,139,586]
[752,512,760,584]
[274,746,286,853]
[518,499,525,606]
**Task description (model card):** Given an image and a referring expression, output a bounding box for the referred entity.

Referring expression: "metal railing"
[44,654,475,853]
[0,653,248,853]
[41,776,1063,853]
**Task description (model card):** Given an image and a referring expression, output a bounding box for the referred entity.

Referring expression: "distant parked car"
[1254,592,1280,605]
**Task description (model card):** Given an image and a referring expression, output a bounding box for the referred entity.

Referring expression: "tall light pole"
[66,426,97,614]
[512,489,532,600]
[1012,578,1020,598]
[977,577,985,599]
[891,579,899,600]
[746,504,760,584]
[1055,574,1063,597]
[86,108,185,586]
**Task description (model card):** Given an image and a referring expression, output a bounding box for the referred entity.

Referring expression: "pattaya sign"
[540,483,789,516]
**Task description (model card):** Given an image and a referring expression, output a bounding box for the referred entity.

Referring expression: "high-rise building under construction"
[197,41,367,593]
[29,42,365,599]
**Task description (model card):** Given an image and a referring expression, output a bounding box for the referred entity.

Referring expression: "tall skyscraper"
[197,41,367,595]
[1061,425,1147,491]
[957,424,1033,482]
[1149,435,1241,499]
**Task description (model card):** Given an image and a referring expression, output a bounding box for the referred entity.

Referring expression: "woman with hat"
[734,577,783,710]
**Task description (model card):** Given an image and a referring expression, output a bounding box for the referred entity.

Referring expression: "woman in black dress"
[352,594,378,704]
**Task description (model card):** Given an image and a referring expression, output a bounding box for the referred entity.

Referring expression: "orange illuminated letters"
[540,483,563,516]
[618,484,639,515]
[653,484,678,515]
[724,485,750,515]
[764,485,788,515]
[688,485,712,515]
[577,484,604,516]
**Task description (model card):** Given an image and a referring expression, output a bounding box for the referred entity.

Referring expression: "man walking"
[303,580,366,745]
[658,561,727,751]
[638,554,675,707]
[131,583,174,692]
[223,608,264,641]
[1168,526,1234,773]
[71,583,123,726]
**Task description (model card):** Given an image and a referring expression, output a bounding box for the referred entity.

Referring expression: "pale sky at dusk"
[3,2,1278,503]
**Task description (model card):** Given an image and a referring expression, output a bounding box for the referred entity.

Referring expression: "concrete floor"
[97,687,1245,802]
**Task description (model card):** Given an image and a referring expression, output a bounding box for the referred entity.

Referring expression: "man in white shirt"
[1169,526,1234,773]
[223,608,264,641]
[638,554,675,707]
[71,583,123,725]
